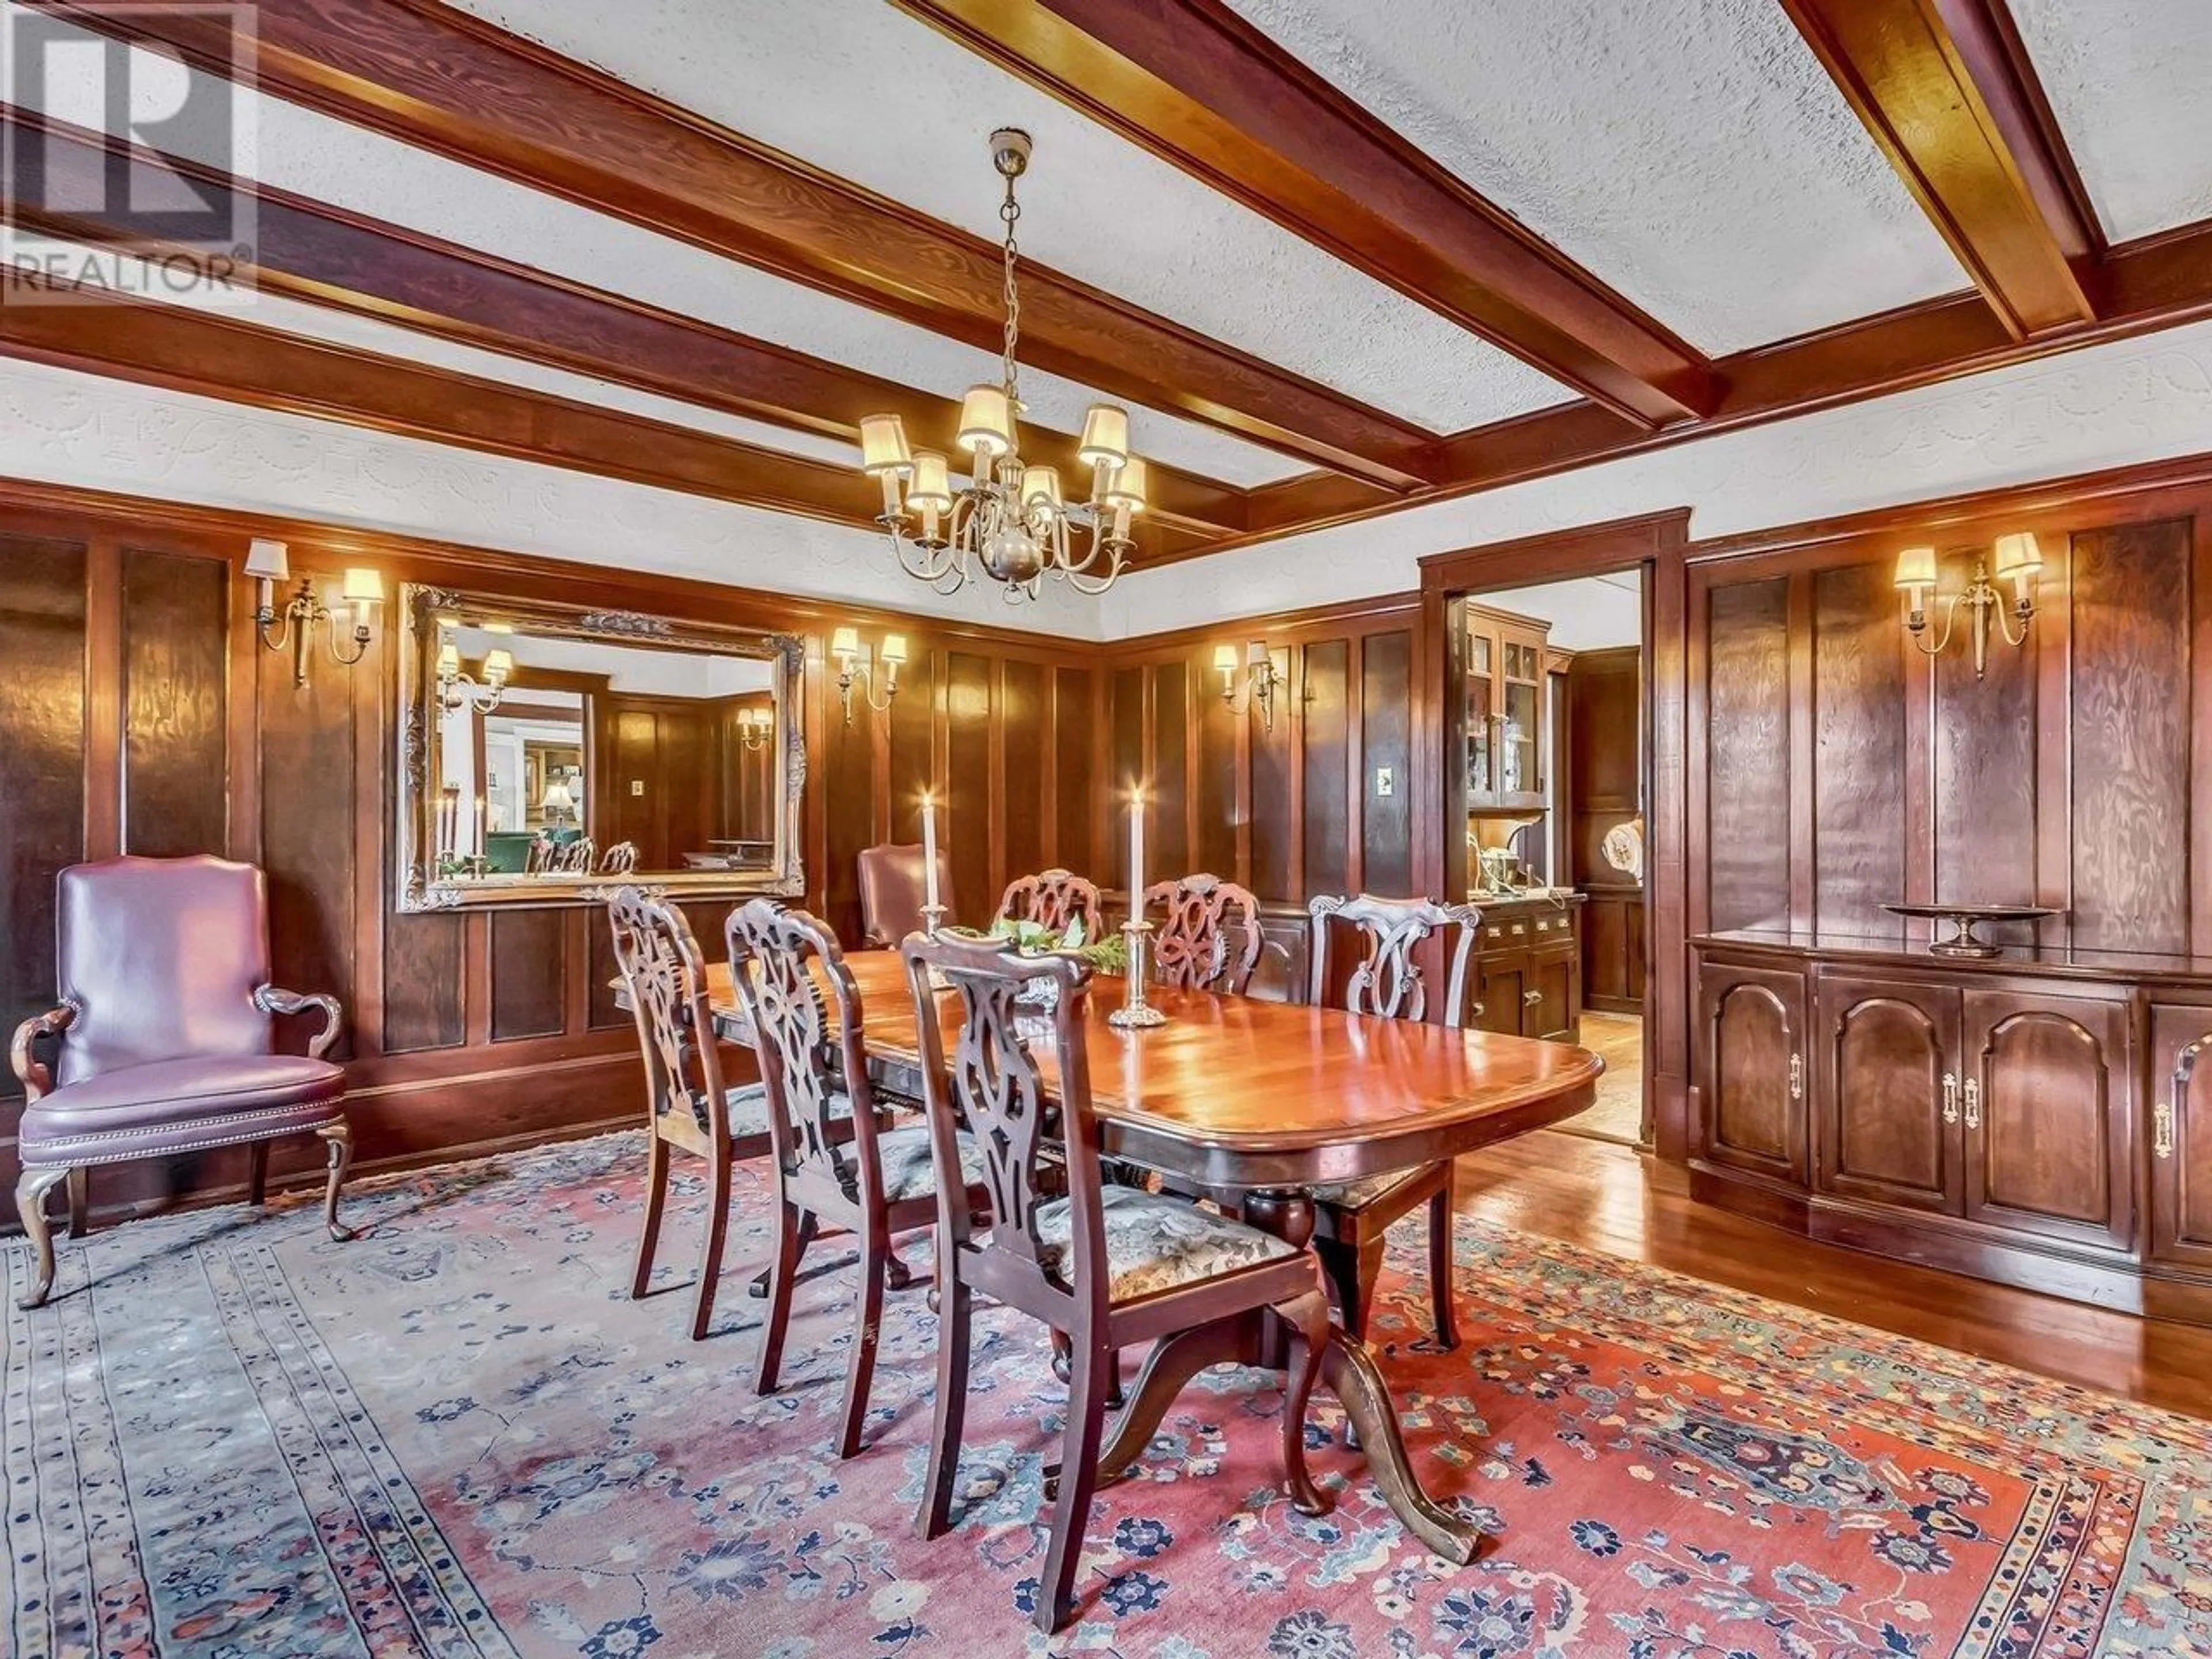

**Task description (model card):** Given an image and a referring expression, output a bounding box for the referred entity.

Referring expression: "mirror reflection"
[397,587,802,909]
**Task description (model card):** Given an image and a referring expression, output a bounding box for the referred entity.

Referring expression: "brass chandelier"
[857,128,1146,601]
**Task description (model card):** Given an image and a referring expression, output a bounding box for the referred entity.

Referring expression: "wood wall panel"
[1932,602,2037,910]
[820,694,876,947]
[1149,660,1191,885]
[383,911,466,1053]
[490,908,568,1041]
[1359,630,1414,896]
[1196,658,1238,880]
[1054,665,1096,881]
[1251,667,1296,902]
[0,535,88,1106]
[120,547,228,859]
[257,627,358,1060]
[1001,657,1046,889]
[1705,578,1792,933]
[1301,639,1352,899]
[2069,520,2192,955]
[1812,562,1906,935]
[946,650,993,921]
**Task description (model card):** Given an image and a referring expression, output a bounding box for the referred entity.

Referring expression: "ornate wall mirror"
[394,585,804,910]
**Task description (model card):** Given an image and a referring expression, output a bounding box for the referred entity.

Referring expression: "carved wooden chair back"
[903,931,1104,1316]
[1306,893,1480,1028]
[605,887,733,1158]
[525,835,558,874]
[724,899,878,1200]
[1144,874,1264,994]
[600,840,640,874]
[997,869,1104,940]
[556,836,599,874]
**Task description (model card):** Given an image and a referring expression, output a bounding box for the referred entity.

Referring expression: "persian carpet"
[4,1132,2208,1659]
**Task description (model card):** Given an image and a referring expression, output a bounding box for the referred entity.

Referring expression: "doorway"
[1444,570,1650,1146]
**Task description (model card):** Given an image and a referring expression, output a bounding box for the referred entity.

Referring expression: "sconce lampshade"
[957,384,1015,457]
[858,415,914,478]
[483,647,515,682]
[340,568,385,606]
[244,538,290,581]
[907,450,953,512]
[880,633,908,666]
[830,626,861,660]
[1103,455,1147,513]
[1077,404,1130,470]
[1994,532,2044,581]
[435,641,461,679]
[1212,643,1238,673]
[1892,546,1938,591]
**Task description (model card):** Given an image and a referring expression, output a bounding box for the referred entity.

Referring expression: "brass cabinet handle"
[1510,923,1528,936]
[1964,1076,1981,1131]
[2155,1099,2176,1161]
[1942,1071,1959,1126]
[1471,1002,1486,1018]
[1789,1052,1804,1101]
[1523,988,1543,1004]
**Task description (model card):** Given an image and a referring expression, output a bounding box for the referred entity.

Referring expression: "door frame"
[1417,510,1692,1154]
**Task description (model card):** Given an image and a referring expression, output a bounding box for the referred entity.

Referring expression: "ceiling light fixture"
[857,128,1144,601]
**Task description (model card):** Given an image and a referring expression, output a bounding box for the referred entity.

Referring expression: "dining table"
[673,949,1604,1562]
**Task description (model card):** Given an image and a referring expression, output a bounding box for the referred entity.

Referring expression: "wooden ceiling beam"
[0,278,1218,563]
[892,0,1717,430]
[1,111,1247,541]
[30,0,1437,491]
[1780,0,2100,339]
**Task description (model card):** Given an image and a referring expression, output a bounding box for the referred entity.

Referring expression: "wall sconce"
[831,626,906,726]
[1212,639,1280,730]
[1894,533,2041,680]
[736,707,773,752]
[245,538,383,688]
[434,629,514,715]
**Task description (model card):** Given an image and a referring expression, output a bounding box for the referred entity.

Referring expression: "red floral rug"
[4,1132,2207,1658]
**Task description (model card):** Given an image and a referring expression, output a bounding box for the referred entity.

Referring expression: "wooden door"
[1962,990,2133,1253]
[1525,945,1580,1041]
[1813,975,1961,1215]
[2149,1003,2212,1272]
[1471,951,1528,1037]
[1698,961,1808,1185]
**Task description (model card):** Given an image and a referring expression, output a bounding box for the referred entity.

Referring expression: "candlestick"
[1108,919,1168,1028]
[921,790,941,914]
[1127,787,1145,907]
[474,794,487,858]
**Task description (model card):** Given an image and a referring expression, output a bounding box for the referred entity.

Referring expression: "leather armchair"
[857,843,956,948]
[9,855,354,1309]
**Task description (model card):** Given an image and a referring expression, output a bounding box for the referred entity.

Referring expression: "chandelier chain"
[999,169,1021,411]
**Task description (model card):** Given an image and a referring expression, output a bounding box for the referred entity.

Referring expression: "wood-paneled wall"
[1690,462,2212,959]
[0,480,1099,1219]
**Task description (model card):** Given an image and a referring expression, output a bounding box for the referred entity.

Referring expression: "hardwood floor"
[1450,1129,2212,1422]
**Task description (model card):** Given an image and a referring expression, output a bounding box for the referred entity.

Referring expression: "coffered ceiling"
[4,0,2211,599]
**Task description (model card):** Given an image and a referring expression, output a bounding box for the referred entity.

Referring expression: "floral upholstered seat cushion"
[1308,1164,1437,1211]
[872,1124,987,1203]
[722,1084,853,1139]
[1031,1185,1299,1302]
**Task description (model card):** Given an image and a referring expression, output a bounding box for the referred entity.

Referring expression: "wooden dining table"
[678,950,1603,1562]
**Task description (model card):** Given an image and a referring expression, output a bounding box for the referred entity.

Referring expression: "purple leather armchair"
[9,855,353,1309]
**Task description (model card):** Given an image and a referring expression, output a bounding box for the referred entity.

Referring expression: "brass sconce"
[831,626,906,726]
[1894,533,2041,680]
[245,539,384,688]
[1213,640,1279,730]
[736,707,773,752]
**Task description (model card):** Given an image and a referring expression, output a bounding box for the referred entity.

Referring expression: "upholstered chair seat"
[720,1082,851,1141]
[1033,1185,1299,1302]
[20,1054,346,1165]
[871,1124,987,1205]
[1305,1166,1432,1212]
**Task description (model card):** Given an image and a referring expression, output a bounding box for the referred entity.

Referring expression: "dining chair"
[1302,892,1482,1350]
[996,868,1103,939]
[1143,873,1264,993]
[724,899,980,1457]
[556,836,599,874]
[901,930,1332,1635]
[857,842,956,947]
[600,840,640,874]
[607,887,789,1341]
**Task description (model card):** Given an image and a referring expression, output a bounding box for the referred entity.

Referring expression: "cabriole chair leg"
[14,1167,70,1310]
[316,1122,355,1242]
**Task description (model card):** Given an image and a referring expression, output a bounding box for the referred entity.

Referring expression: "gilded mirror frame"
[393,583,805,911]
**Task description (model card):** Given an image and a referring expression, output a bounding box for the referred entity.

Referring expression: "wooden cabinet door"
[1698,961,1808,1185]
[1525,945,1580,1041]
[1813,975,1961,1215]
[1963,990,2134,1253]
[2149,1003,2212,1272]
[1471,952,1528,1036]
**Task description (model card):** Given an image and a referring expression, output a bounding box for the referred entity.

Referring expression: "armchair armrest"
[10,1003,76,1104]
[255,985,344,1060]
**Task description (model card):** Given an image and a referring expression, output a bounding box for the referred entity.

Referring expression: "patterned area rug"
[5,1134,2208,1658]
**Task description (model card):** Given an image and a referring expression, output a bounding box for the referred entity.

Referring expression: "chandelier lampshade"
[855,130,1143,600]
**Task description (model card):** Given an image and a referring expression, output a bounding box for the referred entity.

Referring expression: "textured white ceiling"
[3,1,1312,488]
[444,0,1577,432]
[2008,0,2212,243]
[1220,0,1971,354]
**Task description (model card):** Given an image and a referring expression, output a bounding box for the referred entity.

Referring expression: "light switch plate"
[1375,766,1395,797]
[630,780,645,797]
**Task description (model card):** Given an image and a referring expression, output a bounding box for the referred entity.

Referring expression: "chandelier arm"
[1063,546,1128,596]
